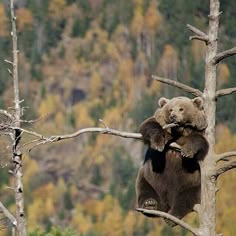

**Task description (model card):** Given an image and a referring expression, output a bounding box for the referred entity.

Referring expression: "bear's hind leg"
[166,186,200,226]
[136,169,161,217]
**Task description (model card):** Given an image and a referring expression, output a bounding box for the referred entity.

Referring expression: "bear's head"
[154,97,207,131]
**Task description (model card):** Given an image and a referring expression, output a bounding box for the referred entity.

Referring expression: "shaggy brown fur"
[136,97,209,225]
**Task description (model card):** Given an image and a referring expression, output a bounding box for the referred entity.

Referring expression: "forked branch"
[213,47,236,65]
[152,75,203,97]
[186,24,209,43]
[136,208,200,236]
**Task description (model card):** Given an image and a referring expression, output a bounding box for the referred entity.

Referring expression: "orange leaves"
[0,4,8,37]
[144,1,162,34]
[218,63,230,87]
[16,8,33,31]
[157,44,179,79]
[48,0,66,21]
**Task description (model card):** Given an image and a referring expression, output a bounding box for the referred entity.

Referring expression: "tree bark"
[199,0,220,235]
[10,0,26,235]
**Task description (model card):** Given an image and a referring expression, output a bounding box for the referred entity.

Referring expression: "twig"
[136,208,200,236]
[214,160,236,178]
[189,35,209,43]
[213,47,236,64]
[216,87,236,98]
[216,151,236,162]
[0,202,17,227]
[152,75,203,97]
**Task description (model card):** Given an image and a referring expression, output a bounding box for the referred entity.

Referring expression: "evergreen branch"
[152,75,203,97]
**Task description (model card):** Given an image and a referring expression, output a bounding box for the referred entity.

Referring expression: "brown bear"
[136,96,209,225]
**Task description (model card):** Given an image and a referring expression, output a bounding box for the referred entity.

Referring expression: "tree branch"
[186,24,209,43]
[214,160,236,178]
[213,47,236,65]
[216,151,236,162]
[152,75,203,97]
[216,87,236,98]
[189,35,209,43]
[136,208,200,236]
[0,202,17,227]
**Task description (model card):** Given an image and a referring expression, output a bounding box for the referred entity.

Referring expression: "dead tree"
[138,0,236,235]
[0,0,236,235]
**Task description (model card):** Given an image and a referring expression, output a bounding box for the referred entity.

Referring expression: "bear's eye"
[179,108,184,112]
[169,109,173,112]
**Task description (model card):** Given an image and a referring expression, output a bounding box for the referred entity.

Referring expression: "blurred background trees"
[0,0,235,235]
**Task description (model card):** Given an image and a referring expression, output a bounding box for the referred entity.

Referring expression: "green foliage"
[29,227,77,236]
[110,149,138,210]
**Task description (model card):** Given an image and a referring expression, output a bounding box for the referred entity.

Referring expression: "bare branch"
[186,24,209,43]
[189,35,209,43]
[152,75,203,97]
[214,160,236,178]
[0,202,17,227]
[216,151,236,162]
[136,208,200,236]
[186,24,208,37]
[216,87,236,98]
[4,59,14,66]
[0,110,14,121]
[213,47,236,65]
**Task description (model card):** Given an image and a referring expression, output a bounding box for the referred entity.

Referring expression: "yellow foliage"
[157,44,179,79]
[218,63,230,86]
[55,111,65,127]
[72,205,92,234]
[144,1,163,33]
[215,125,236,153]
[33,182,55,200]
[73,102,95,128]
[102,107,122,128]
[38,94,61,117]
[23,155,40,186]
[27,199,45,231]
[16,8,33,31]
[106,42,120,62]
[53,178,67,203]
[49,0,66,20]
[191,40,206,63]
[0,4,8,37]
[102,204,123,236]
[131,7,144,36]
[89,72,102,98]
[124,211,137,235]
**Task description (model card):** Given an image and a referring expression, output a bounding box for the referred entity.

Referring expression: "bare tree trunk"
[199,1,220,235]
[10,0,26,235]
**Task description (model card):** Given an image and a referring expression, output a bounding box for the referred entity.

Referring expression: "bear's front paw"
[181,145,194,159]
[143,198,158,210]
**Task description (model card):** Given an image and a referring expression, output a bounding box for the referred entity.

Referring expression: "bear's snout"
[169,114,177,123]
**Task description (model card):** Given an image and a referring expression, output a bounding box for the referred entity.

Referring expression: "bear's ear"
[158,97,169,108]
[192,97,204,110]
